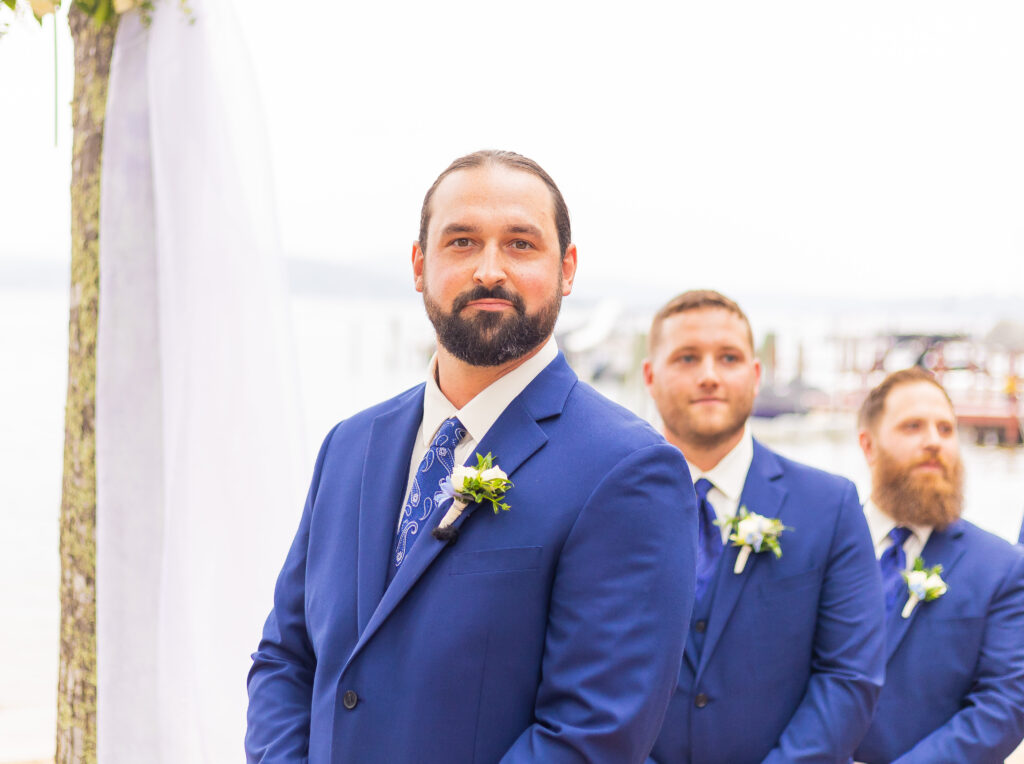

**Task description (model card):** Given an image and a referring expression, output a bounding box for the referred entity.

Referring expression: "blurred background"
[2,1,1023,761]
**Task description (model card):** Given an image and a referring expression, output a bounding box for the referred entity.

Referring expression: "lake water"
[1,287,1022,762]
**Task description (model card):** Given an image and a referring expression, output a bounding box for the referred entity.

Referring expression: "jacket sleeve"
[893,550,1024,764]
[762,481,886,764]
[499,443,698,763]
[245,424,339,763]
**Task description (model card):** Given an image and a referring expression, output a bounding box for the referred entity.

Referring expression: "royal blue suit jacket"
[246,354,698,763]
[650,440,886,764]
[854,520,1024,764]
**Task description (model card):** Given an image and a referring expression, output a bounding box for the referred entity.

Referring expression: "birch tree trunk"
[58,7,117,763]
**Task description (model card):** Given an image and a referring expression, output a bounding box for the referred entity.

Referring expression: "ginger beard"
[423,278,561,367]
[870,444,964,530]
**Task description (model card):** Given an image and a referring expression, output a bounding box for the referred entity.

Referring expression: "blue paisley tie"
[388,416,467,583]
[694,478,723,604]
[880,526,912,616]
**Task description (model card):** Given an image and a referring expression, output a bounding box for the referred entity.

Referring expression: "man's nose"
[922,423,942,450]
[473,242,507,287]
[696,356,719,385]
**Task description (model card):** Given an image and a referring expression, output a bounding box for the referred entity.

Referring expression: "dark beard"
[424,283,560,367]
[871,448,964,530]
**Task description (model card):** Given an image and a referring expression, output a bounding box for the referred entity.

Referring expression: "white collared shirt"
[862,498,933,568]
[400,336,559,526]
[689,425,755,543]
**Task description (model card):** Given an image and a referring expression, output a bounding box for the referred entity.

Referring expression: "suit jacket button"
[342,690,359,710]
[694,619,707,633]
[694,693,709,708]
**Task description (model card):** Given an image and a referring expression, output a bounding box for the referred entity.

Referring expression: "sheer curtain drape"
[97,2,306,760]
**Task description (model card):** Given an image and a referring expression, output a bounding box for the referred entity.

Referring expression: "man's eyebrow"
[507,224,544,237]
[440,223,480,236]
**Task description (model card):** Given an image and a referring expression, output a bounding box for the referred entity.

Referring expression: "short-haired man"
[643,290,885,763]
[853,368,1024,763]
[246,151,698,762]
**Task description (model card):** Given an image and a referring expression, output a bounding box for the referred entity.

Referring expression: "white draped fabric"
[97,2,306,761]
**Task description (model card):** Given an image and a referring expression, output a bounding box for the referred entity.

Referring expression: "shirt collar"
[420,335,559,448]
[689,424,754,500]
[862,498,933,550]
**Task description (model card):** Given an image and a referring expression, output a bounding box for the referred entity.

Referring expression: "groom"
[246,150,698,763]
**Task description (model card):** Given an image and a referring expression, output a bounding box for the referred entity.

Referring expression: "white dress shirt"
[862,498,933,567]
[399,336,559,526]
[689,425,755,543]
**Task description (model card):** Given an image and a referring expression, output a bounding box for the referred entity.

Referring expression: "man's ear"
[858,429,875,463]
[641,358,654,388]
[412,241,425,293]
[561,243,578,296]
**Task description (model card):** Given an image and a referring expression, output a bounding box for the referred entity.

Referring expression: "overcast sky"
[2,1,1022,303]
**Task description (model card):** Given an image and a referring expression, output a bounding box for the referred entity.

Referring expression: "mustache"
[911,453,952,476]
[451,286,526,315]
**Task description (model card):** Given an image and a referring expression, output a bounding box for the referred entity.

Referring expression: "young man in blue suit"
[246,151,698,763]
[642,290,885,763]
[853,368,1024,764]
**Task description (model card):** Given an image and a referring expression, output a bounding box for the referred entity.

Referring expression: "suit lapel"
[343,354,577,675]
[885,521,966,661]
[355,386,425,635]
[696,441,786,678]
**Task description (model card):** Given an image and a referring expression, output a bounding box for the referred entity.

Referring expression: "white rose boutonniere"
[432,452,512,543]
[717,507,790,574]
[901,558,947,618]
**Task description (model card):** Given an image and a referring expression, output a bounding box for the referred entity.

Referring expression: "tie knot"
[888,525,912,548]
[432,416,467,449]
[694,478,714,502]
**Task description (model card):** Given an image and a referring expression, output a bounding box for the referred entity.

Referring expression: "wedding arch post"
[59,5,117,762]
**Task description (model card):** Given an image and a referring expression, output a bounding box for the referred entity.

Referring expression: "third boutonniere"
[901,558,947,618]
[432,452,513,542]
[717,508,790,574]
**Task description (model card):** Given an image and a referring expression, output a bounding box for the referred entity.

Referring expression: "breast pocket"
[756,566,823,612]
[449,546,543,576]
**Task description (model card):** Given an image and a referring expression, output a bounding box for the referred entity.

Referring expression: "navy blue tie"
[694,478,723,604]
[880,526,912,616]
[388,416,467,583]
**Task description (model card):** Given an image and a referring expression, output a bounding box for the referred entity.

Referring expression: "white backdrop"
[96,2,306,760]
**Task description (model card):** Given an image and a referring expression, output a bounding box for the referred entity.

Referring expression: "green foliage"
[454,452,513,515]
[718,507,790,557]
[72,0,112,24]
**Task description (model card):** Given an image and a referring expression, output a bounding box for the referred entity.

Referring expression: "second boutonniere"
[432,452,513,542]
[901,558,947,618]
[717,508,790,574]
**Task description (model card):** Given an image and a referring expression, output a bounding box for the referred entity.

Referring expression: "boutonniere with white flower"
[901,558,947,618]
[432,452,512,543]
[717,507,790,574]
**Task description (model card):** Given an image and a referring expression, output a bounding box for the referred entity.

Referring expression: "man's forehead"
[883,382,955,419]
[429,166,555,223]
[660,308,752,346]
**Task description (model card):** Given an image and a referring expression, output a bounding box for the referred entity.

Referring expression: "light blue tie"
[388,416,467,584]
[694,478,723,604]
[880,526,912,616]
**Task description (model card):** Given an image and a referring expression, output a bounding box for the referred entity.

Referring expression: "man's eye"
[721,354,739,363]
[510,240,532,250]
[678,355,697,364]
[451,238,472,247]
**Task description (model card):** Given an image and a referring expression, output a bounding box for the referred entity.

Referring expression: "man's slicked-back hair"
[648,289,754,354]
[857,367,954,431]
[418,150,572,259]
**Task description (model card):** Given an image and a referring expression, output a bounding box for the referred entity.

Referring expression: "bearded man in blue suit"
[642,290,885,763]
[853,368,1024,764]
[245,151,698,763]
